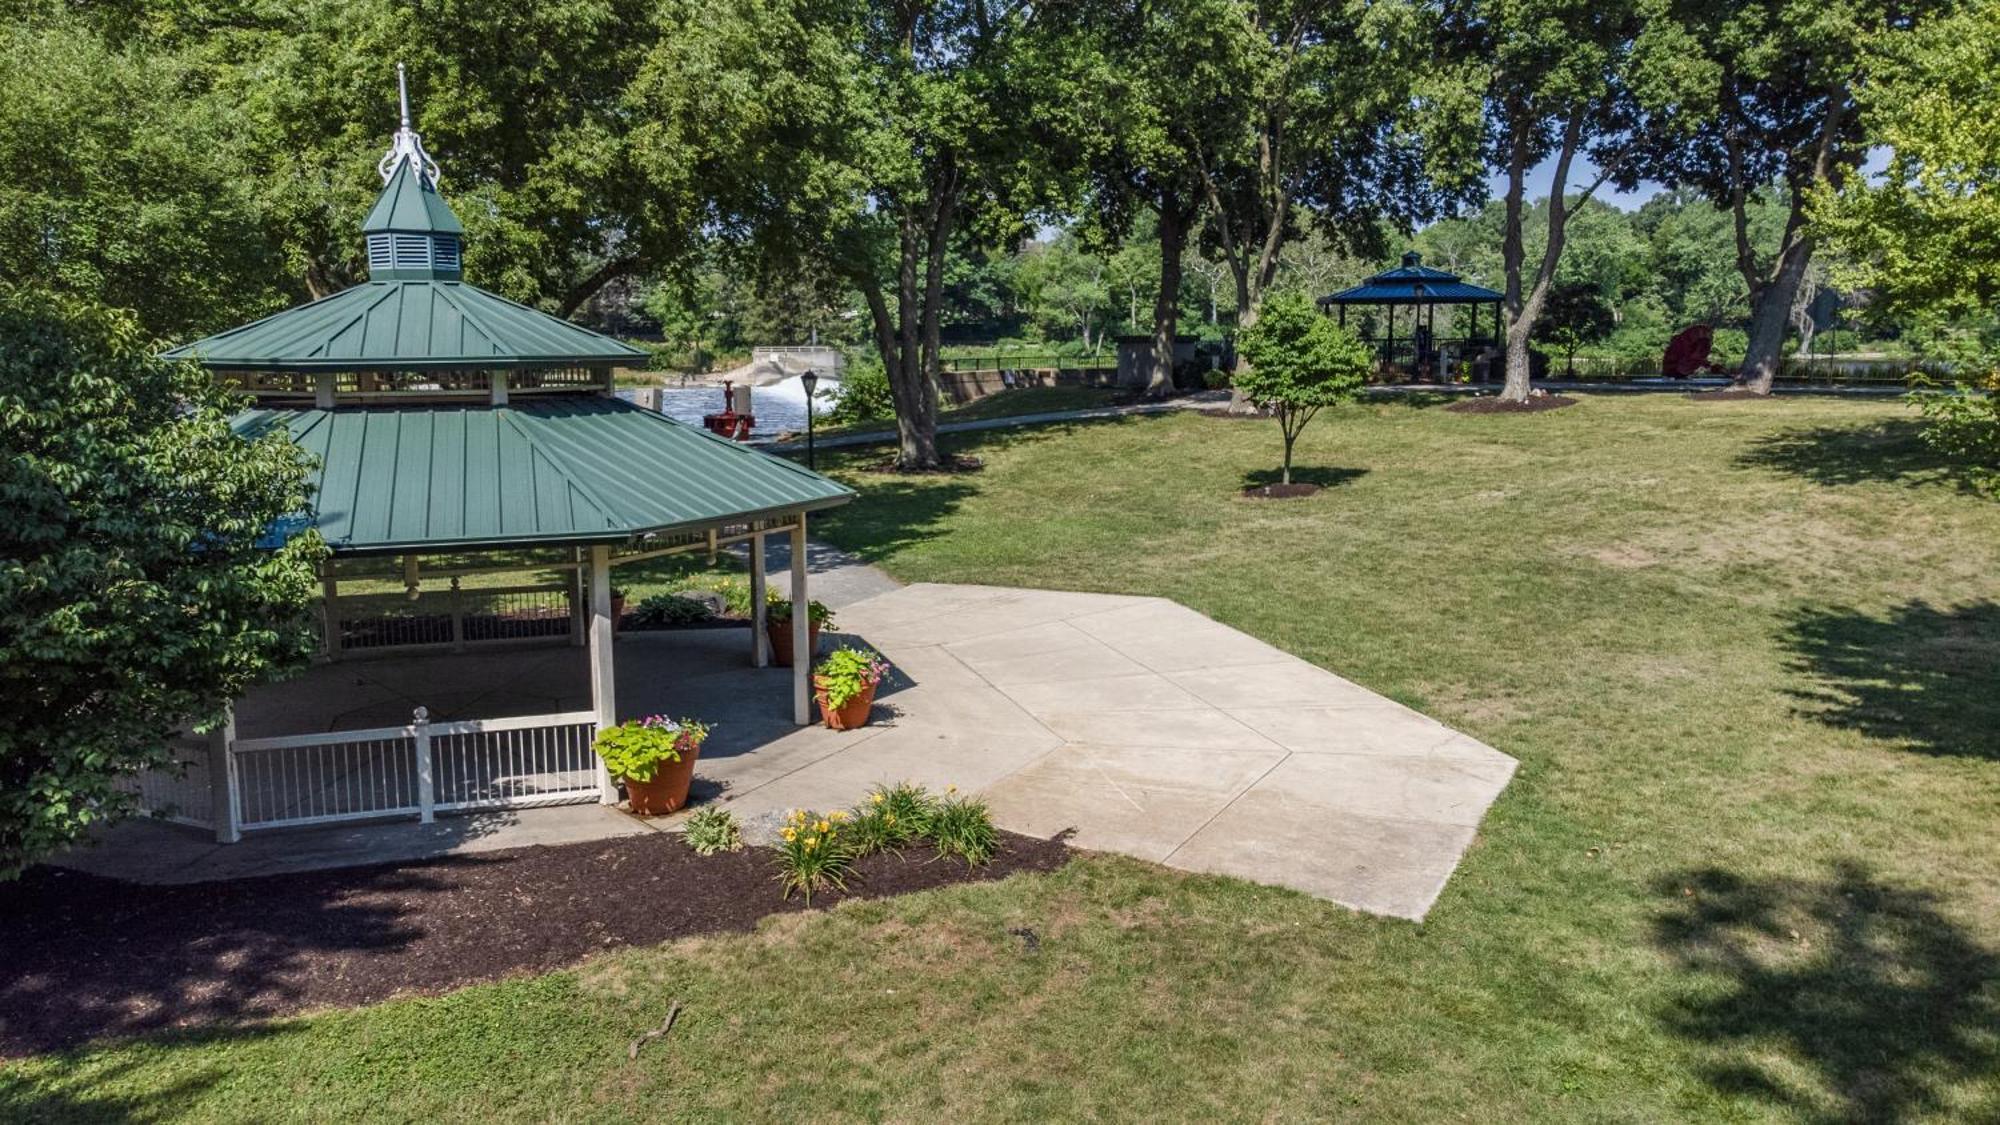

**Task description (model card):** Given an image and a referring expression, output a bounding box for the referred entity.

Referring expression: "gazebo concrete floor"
[62,584,1515,921]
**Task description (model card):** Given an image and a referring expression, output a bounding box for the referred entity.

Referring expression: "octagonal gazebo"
[1319,252,1504,382]
[145,71,852,843]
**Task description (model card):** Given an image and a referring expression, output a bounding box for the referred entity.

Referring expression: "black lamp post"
[799,368,819,470]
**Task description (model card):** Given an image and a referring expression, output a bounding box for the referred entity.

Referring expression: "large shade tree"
[67,0,682,320]
[1447,0,1638,402]
[634,0,1069,469]
[1626,0,1924,393]
[0,16,287,340]
[0,290,325,878]
[1197,0,1459,352]
[1055,0,1254,397]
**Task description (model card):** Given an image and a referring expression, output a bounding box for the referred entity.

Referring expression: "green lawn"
[817,383,1130,438]
[8,395,2000,1121]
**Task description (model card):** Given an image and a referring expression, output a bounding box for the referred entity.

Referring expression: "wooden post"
[314,371,335,409]
[790,517,809,725]
[587,545,619,803]
[490,370,509,407]
[412,706,435,824]
[749,530,770,668]
[448,575,465,653]
[209,706,240,844]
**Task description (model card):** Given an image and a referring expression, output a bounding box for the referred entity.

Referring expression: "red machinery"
[701,380,755,440]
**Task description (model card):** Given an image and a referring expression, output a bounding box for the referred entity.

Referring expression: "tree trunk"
[1499,105,1586,402]
[1147,204,1192,399]
[1737,233,1814,394]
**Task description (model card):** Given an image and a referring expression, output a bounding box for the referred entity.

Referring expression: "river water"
[619,374,841,438]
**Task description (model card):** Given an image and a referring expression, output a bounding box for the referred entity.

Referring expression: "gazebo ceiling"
[234,396,854,555]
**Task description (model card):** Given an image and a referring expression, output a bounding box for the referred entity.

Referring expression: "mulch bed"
[1444,394,1579,414]
[1241,482,1323,500]
[0,830,1069,1057]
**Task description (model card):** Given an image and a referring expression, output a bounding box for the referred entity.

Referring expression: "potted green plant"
[813,646,890,730]
[594,714,711,815]
[765,596,834,666]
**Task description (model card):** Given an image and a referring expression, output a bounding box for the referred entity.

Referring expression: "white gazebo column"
[749,529,770,668]
[791,515,810,725]
[587,544,619,803]
[208,705,240,844]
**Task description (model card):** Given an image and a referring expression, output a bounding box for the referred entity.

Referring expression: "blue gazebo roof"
[1320,252,1502,306]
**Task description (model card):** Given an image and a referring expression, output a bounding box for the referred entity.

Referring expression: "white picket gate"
[132,709,606,842]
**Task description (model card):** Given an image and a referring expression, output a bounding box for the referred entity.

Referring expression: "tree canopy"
[0,289,325,876]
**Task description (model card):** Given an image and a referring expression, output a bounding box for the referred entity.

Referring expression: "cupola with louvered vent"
[360,64,465,281]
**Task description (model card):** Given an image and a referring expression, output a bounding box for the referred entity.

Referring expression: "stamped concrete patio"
[777,583,1519,920]
[63,582,1514,921]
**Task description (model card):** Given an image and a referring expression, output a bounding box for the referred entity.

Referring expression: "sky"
[1483,154,1664,213]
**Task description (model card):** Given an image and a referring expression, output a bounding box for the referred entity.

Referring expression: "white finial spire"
[377,62,441,187]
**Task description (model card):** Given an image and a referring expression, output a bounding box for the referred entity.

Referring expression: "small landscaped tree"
[0,290,326,878]
[1233,289,1371,486]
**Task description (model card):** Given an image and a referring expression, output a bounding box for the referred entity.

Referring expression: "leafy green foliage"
[1233,290,1371,484]
[1914,376,2000,498]
[811,647,890,710]
[925,790,999,867]
[630,593,715,627]
[823,354,896,426]
[1533,281,1619,374]
[591,716,709,783]
[0,17,289,339]
[766,597,835,629]
[681,805,743,855]
[0,289,325,876]
[772,807,857,903]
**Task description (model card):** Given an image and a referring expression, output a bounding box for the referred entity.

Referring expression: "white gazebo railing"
[131,708,605,842]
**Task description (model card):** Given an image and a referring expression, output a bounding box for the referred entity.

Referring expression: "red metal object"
[1662,324,1729,378]
[700,380,755,440]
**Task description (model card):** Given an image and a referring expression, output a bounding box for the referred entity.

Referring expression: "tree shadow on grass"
[0,1024,297,1123]
[1736,418,1959,489]
[1654,861,2000,1123]
[811,478,978,564]
[1781,600,2000,759]
[1241,466,1370,489]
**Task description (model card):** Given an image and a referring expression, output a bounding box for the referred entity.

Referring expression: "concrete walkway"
[801,584,1518,920]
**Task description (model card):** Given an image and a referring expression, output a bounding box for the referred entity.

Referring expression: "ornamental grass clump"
[681,805,742,855]
[772,808,857,902]
[813,646,891,710]
[925,787,998,867]
[847,781,934,855]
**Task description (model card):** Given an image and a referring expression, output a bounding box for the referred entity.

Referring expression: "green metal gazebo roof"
[362,158,464,237]
[234,397,854,554]
[162,280,648,371]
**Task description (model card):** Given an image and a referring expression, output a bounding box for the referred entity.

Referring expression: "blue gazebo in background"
[1320,252,1504,382]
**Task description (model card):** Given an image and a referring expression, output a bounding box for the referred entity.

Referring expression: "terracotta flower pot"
[621,744,700,815]
[816,681,877,730]
[765,621,820,667]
